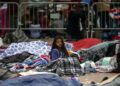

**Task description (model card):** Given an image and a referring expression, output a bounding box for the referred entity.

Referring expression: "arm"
[51,49,60,61]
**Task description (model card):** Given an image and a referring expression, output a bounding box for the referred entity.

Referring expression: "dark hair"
[51,36,69,56]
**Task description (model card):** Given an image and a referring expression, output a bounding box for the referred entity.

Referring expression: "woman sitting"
[50,36,69,61]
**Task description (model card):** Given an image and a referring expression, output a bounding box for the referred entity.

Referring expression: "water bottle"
[71,75,82,86]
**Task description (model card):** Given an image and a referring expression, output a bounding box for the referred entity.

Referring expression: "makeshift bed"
[0,38,120,86]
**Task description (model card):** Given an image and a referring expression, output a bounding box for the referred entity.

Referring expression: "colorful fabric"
[34,55,50,62]
[65,42,73,51]
[24,55,50,64]
[37,57,83,76]
[10,55,50,72]
[109,9,120,19]
[0,40,73,60]
[0,41,51,60]
[10,59,48,72]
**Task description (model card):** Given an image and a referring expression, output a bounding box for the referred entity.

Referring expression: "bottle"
[71,75,82,86]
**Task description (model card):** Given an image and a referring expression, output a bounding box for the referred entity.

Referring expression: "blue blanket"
[0,74,82,86]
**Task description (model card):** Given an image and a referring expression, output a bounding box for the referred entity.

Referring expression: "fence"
[0,2,19,37]
[19,2,90,38]
[0,1,120,40]
[91,2,120,39]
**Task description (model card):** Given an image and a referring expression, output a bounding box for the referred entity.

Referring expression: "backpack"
[3,28,29,44]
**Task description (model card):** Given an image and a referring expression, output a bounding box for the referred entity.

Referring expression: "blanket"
[0,41,51,60]
[72,38,102,51]
[0,74,82,86]
[0,40,73,60]
[36,57,84,76]
[78,40,119,62]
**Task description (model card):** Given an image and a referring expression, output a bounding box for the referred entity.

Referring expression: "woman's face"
[56,39,63,48]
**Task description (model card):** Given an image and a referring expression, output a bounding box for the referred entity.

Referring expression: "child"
[50,36,69,61]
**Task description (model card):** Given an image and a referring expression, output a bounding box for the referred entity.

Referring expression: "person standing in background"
[67,5,81,40]
[97,0,111,28]
[21,8,32,37]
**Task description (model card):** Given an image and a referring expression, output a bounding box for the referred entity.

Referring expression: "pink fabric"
[33,58,42,63]
[72,38,102,51]
[33,55,50,62]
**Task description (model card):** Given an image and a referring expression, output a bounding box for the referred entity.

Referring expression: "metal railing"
[19,2,90,38]
[1,2,119,40]
[91,2,120,38]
